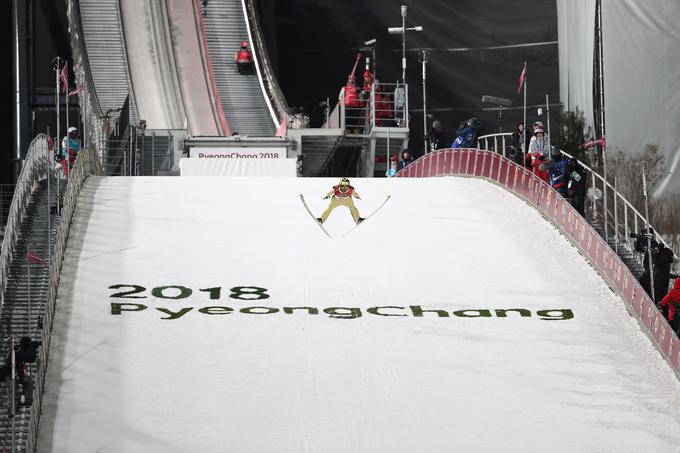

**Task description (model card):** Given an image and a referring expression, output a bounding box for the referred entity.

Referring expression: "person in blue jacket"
[386,155,399,177]
[451,117,481,148]
[547,148,570,196]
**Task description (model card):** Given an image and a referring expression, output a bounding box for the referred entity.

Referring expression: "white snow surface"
[39,176,680,452]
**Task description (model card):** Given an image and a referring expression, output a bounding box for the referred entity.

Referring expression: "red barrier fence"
[397,148,680,379]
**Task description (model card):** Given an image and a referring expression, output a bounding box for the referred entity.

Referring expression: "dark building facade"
[265,0,559,156]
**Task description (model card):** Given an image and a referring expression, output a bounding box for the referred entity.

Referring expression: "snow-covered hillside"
[38,176,680,452]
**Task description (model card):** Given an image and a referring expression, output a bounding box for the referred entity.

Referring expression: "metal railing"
[329,82,410,135]
[369,82,409,130]
[0,184,17,233]
[26,147,102,453]
[0,135,55,309]
[138,129,180,176]
[101,125,139,176]
[243,0,289,127]
[396,148,680,380]
[65,0,109,158]
[477,132,513,158]
[477,132,677,265]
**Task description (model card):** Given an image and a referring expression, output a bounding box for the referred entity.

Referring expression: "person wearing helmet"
[235,41,254,75]
[317,178,364,224]
[60,126,81,176]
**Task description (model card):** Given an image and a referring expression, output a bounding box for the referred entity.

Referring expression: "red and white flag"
[26,250,47,267]
[582,137,607,149]
[517,62,527,95]
[68,84,84,98]
[59,62,69,94]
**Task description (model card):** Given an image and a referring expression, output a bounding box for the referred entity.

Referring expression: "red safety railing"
[397,148,680,379]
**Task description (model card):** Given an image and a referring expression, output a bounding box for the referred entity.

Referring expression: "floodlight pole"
[420,50,429,154]
[401,5,407,83]
[388,6,422,84]
[641,161,655,303]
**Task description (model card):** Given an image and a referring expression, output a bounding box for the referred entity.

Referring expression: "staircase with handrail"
[477,132,677,281]
[202,0,276,136]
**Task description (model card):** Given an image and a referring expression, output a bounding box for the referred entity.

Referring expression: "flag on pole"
[582,137,606,149]
[59,62,68,94]
[26,250,48,267]
[67,84,84,98]
[517,63,527,95]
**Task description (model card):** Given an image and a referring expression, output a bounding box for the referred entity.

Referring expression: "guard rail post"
[614,177,619,253]
[370,83,376,131]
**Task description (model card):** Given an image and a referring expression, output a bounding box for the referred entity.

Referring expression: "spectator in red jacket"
[235,41,254,75]
[660,277,680,333]
[527,127,549,183]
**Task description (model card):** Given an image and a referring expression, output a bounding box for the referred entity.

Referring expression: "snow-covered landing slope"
[39,177,680,452]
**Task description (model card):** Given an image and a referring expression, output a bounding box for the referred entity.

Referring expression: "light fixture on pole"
[387,5,423,84]
[481,95,512,133]
[419,50,429,154]
[640,160,655,303]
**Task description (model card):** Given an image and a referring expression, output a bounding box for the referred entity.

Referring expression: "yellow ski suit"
[321,185,361,223]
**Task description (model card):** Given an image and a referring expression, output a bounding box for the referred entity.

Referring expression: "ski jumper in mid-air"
[318,178,365,225]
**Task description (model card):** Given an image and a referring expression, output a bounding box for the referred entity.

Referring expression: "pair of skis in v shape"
[299,194,391,238]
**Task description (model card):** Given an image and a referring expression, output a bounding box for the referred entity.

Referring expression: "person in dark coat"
[660,277,680,333]
[397,150,414,170]
[1,337,40,408]
[427,120,446,153]
[511,122,531,165]
[565,157,586,216]
[638,232,659,297]
[451,117,482,149]
[653,243,674,303]
[546,148,570,196]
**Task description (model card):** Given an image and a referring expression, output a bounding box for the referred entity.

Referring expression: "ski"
[341,195,391,237]
[299,194,332,238]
